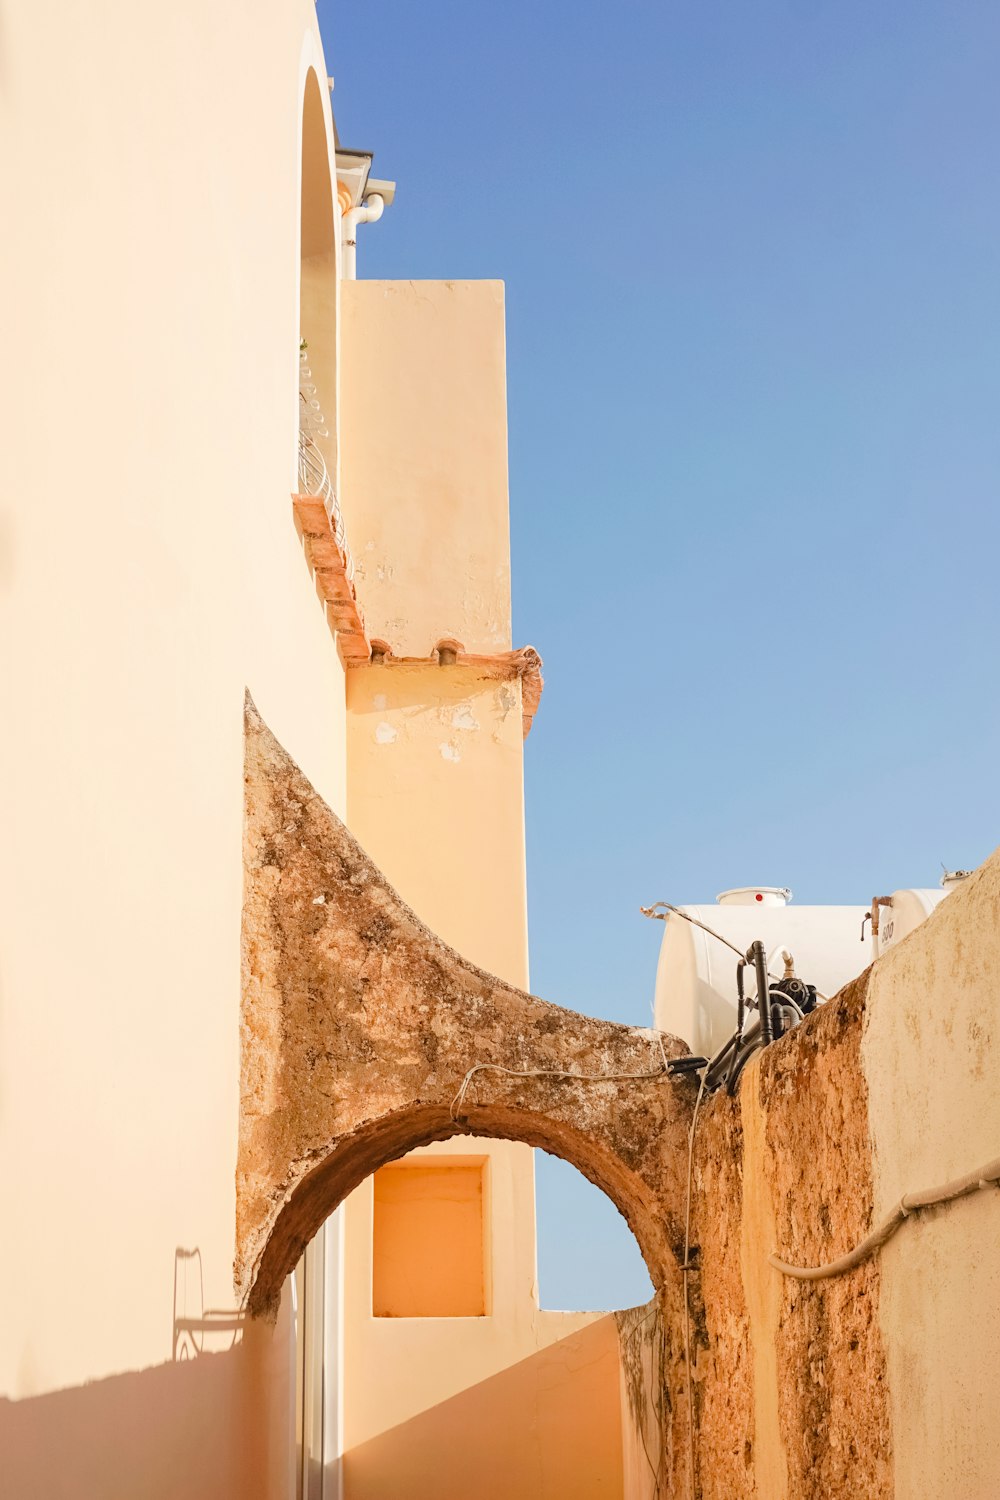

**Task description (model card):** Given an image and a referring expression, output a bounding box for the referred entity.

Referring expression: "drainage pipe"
[341,193,384,280]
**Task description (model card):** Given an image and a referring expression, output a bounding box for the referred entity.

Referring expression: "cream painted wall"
[347,665,529,978]
[343,665,562,1468]
[2,15,627,1495]
[344,1141,606,1440]
[342,672,624,1495]
[339,281,513,657]
[862,849,1000,1499]
[0,4,346,1492]
[342,516,622,1489]
[343,1145,623,1500]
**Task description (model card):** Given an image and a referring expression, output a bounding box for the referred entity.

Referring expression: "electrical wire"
[641,902,798,989]
[770,1154,1000,1281]
[450,1048,672,1121]
[641,901,748,960]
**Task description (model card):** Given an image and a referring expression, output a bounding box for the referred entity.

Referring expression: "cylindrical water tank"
[653,896,869,1058]
[874,874,971,956]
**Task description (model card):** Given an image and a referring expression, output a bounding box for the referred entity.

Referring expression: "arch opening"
[300,69,336,262]
[248,1098,674,1319]
[298,67,339,493]
[292,1124,667,1500]
[536,1148,655,1311]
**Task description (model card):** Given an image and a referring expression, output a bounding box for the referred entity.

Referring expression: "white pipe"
[341,193,384,280]
[767,944,796,980]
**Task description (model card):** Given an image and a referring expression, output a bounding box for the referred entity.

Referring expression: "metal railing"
[298,348,354,582]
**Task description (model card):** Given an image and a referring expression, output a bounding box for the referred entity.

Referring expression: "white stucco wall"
[862,848,1000,1499]
[0,5,346,1493]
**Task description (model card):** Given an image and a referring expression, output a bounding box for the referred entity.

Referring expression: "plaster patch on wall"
[496,685,517,719]
[439,741,461,763]
[374,722,398,745]
[373,693,388,711]
[451,705,480,732]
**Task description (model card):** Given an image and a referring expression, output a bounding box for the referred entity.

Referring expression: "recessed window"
[372,1158,487,1317]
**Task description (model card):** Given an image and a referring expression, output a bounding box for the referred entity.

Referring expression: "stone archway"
[237,695,696,1318]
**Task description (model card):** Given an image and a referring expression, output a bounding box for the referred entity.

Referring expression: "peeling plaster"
[374,722,398,745]
[496,685,517,718]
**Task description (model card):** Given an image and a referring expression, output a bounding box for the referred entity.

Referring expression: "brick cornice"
[292,495,544,736]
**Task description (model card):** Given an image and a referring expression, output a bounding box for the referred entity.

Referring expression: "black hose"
[750,940,772,1046]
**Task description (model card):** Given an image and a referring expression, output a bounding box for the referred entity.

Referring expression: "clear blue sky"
[317,0,1000,1309]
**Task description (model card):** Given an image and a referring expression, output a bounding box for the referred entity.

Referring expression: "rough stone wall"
[613,974,894,1500]
[690,1087,756,1500]
[763,975,891,1498]
[691,975,892,1500]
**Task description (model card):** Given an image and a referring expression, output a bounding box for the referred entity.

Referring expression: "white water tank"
[875,890,943,956]
[653,871,972,1057]
[653,892,868,1058]
[875,873,970,957]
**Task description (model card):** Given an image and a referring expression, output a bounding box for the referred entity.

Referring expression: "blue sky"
[317,0,1000,1309]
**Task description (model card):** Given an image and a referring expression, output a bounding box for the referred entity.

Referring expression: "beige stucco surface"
[339,280,513,656]
[862,850,1000,1500]
[340,655,627,1497]
[0,3,344,1492]
[336,362,625,1489]
[346,664,528,978]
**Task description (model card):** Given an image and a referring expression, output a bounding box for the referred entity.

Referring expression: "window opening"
[372,1157,488,1318]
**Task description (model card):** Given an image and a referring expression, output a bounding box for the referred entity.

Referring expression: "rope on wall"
[770,1154,1000,1281]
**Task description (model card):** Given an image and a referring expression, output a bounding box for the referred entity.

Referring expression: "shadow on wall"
[617,1299,668,1500]
[173,1247,248,1362]
[343,1315,624,1500]
[0,1300,292,1500]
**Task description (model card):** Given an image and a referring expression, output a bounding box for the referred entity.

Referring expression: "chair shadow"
[172,1247,248,1361]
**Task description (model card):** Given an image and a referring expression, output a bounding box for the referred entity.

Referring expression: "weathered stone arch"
[238,696,695,1316]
